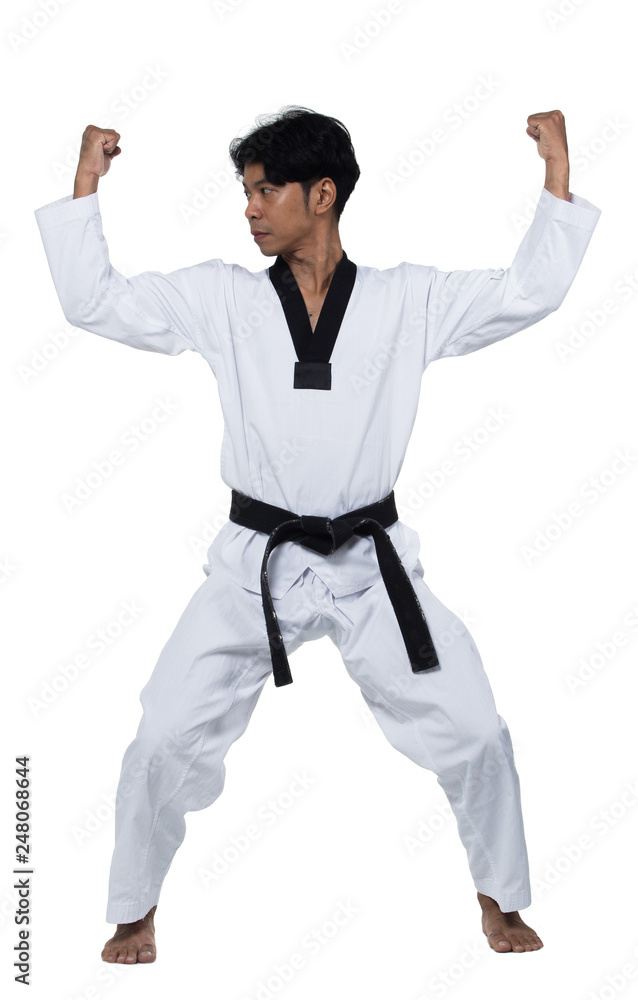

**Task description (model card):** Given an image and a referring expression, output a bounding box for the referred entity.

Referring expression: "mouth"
[252,232,270,242]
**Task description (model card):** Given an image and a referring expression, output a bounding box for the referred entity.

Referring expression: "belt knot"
[228,489,440,687]
[298,514,355,555]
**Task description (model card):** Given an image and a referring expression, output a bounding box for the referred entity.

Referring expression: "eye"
[244,187,274,198]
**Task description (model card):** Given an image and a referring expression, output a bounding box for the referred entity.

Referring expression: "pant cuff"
[105,893,159,925]
[474,879,531,912]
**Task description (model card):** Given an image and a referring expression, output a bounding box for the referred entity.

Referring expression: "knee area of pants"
[466,724,515,769]
[432,616,471,654]
[133,725,185,768]
[438,734,514,792]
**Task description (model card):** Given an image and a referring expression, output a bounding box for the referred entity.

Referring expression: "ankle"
[477,892,499,910]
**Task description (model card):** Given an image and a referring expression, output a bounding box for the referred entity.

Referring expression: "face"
[242,161,332,256]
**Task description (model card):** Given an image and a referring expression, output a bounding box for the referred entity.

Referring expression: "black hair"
[228,105,360,223]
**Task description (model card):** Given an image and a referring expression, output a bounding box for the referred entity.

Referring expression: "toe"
[511,933,533,952]
[489,932,511,951]
[138,946,155,963]
[125,946,138,963]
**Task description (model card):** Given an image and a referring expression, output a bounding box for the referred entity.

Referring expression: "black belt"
[228,489,440,688]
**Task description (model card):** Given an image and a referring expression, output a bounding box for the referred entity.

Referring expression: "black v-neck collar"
[268,251,357,389]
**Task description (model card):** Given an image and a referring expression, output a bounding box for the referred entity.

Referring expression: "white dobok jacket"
[34,186,602,599]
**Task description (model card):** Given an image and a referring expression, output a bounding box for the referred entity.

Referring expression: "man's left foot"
[477,892,544,953]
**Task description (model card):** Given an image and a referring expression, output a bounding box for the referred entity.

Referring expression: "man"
[34,106,601,963]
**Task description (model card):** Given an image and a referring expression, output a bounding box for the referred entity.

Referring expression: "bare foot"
[101,904,157,964]
[477,892,543,953]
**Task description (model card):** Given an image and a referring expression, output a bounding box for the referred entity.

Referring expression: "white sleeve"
[34,192,216,359]
[409,187,602,370]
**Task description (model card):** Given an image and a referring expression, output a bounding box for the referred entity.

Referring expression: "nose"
[244,194,262,221]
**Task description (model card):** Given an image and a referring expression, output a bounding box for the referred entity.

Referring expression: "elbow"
[60,305,90,332]
[546,267,581,315]
[61,296,105,331]
[547,288,571,316]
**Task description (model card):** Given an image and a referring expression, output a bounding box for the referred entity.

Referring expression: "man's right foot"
[101,904,157,964]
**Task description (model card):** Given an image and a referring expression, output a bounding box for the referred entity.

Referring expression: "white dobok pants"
[105,556,531,924]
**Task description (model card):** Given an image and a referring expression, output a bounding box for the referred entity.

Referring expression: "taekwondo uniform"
[34,184,601,924]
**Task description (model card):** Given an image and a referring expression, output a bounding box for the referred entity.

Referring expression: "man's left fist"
[526,109,569,164]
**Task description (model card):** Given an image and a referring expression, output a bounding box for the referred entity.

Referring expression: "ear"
[315,176,337,216]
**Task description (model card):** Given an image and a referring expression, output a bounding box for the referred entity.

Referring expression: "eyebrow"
[242,176,273,190]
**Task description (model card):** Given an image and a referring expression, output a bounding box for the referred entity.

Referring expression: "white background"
[3,0,636,996]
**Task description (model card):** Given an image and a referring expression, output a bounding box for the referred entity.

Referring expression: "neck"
[281,236,343,295]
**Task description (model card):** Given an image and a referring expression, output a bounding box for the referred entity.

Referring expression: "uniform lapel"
[268,251,357,389]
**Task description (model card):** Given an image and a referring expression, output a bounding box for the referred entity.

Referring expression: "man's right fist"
[77,125,122,179]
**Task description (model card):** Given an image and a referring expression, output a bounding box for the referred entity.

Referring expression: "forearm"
[544,156,570,201]
[34,192,205,356]
[73,169,99,199]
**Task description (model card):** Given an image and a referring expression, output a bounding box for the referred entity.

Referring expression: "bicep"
[73,264,206,357]
[422,263,527,368]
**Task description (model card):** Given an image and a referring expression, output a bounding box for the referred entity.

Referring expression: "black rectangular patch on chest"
[293,360,332,390]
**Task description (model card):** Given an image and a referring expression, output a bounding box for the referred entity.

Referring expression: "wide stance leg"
[105,563,313,924]
[329,566,531,914]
